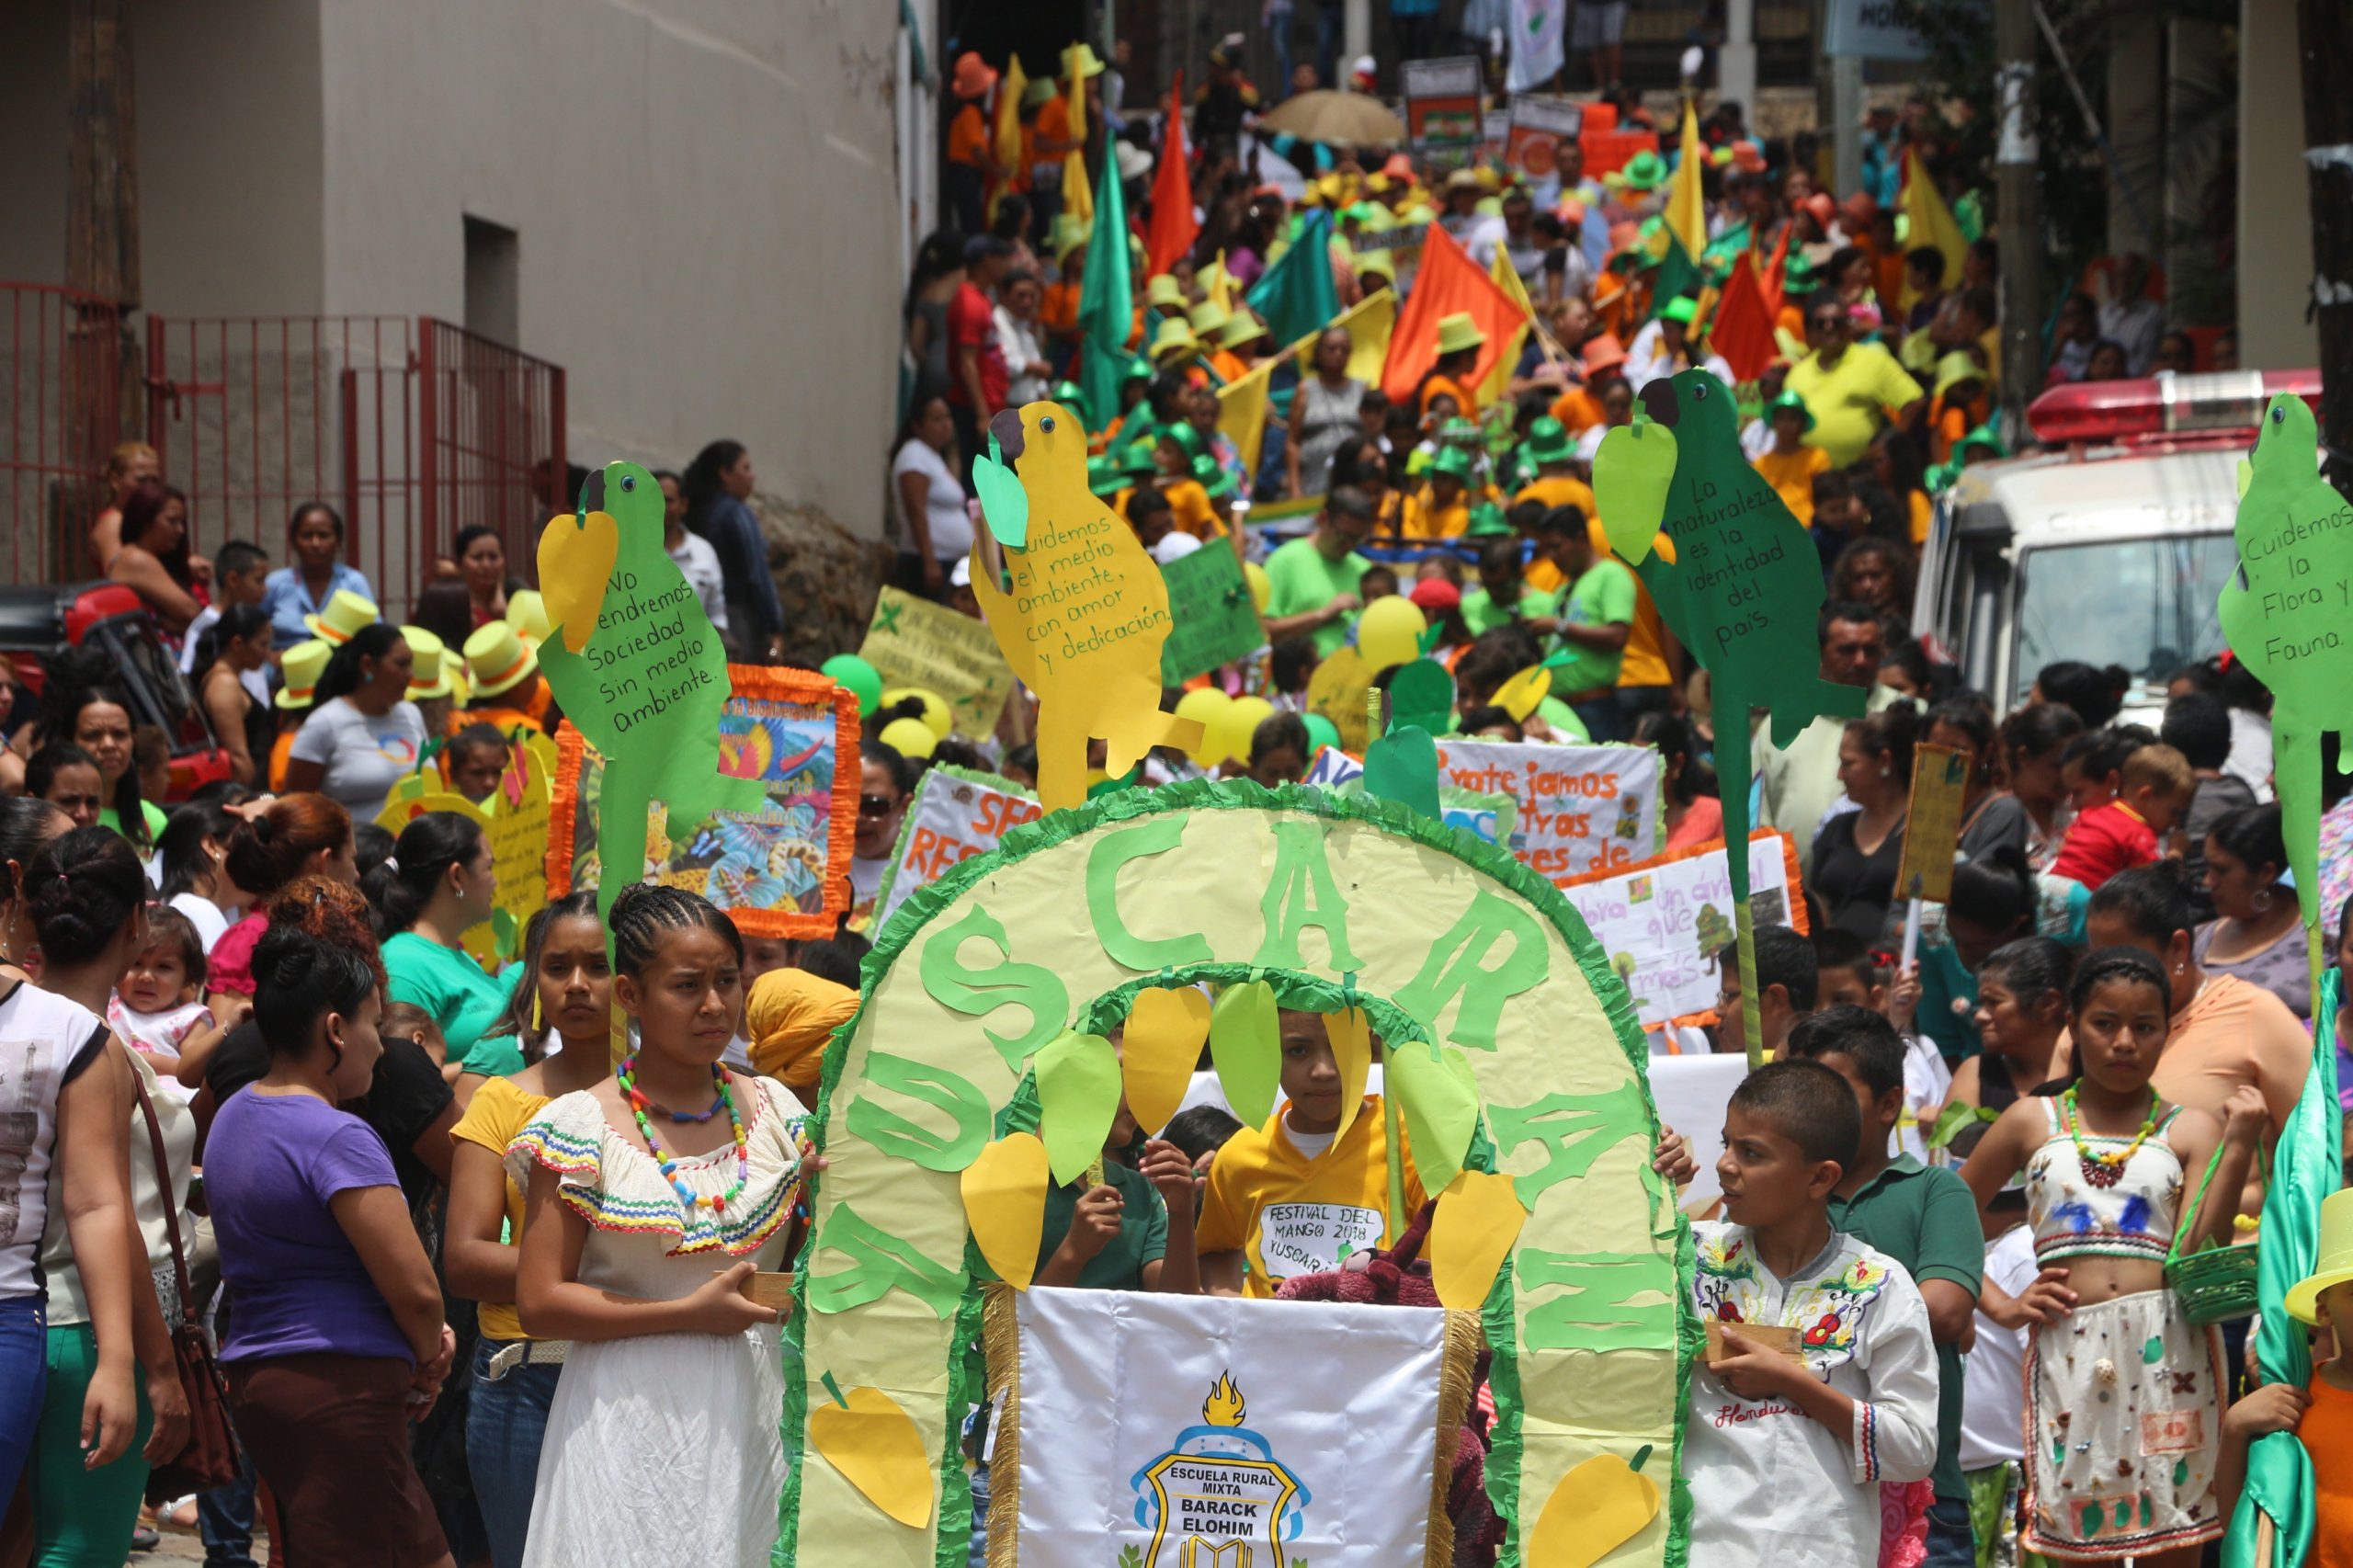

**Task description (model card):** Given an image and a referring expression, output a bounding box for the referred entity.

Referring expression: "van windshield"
[2010,535,2237,704]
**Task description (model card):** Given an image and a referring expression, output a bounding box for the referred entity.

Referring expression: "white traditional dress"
[1679,1222,1941,1568]
[507,1077,810,1568]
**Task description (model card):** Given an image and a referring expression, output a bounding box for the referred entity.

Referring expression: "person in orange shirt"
[1511,418,1597,592]
[1401,447,1483,540]
[1927,353,1989,466]
[1548,335,1630,435]
[1152,425,1225,540]
[943,52,1000,238]
[1752,391,1831,525]
[1041,221,1086,358]
[1414,313,1486,421]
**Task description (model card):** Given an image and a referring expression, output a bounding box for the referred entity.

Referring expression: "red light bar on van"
[2027,369,2322,446]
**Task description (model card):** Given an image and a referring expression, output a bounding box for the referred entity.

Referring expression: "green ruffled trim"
[780,777,1691,1566]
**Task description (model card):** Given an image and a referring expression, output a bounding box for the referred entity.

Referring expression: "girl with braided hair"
[508,884,812,1568]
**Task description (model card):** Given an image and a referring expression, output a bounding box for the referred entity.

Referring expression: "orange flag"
[1759,217,1792,320]
[1145,73,1198,277]
[1709,253,1778,384]
[1379,223,1526,404]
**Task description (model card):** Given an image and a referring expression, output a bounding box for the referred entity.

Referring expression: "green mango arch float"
[781,780,1699,1567]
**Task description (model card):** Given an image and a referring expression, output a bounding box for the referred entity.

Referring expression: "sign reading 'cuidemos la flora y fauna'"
[779,781,1698,1568]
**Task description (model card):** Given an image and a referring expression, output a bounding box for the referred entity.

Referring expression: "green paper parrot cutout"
[2218,394,2353,937]
[534,460,765,947]
[1593,369,1864,1061]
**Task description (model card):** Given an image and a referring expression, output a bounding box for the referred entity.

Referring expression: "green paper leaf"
[1389,659,1455,736]
[1209,980,1281,1128]
[1388,1040,1482,1192]
[1592,420,1677,562]
[1362,725,1442,823]
[1033,1029,1121,1186]
[972,435,1029,551]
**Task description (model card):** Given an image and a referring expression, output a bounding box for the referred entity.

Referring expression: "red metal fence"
[140,312,564,622]
[0,284,123,585]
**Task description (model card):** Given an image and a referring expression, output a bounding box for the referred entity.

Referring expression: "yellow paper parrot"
[534,460,763,938]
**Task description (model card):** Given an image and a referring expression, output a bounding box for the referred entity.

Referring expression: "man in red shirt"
[948,235,1014,469]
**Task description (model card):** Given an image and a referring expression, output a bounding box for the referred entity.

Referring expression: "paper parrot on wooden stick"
[1592,369,1865,1061]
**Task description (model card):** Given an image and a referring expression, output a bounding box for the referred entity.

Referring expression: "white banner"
[872,766,1041,928]
[1301,745,1518,846]
[1556,832,1799,1028]
[1432,738,1660,880]
[1007,1290,1451,1568]
[1506,0,1568,91]
[1646,1052,1752,1202]
[1822,0,1932,59]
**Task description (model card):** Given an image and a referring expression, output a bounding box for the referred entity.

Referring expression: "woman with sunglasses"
[847,741,913,927]
[1781,297,1927,469]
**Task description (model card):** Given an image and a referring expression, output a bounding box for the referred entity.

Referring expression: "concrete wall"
[313,0,902,533]
[2238,0,2315,370]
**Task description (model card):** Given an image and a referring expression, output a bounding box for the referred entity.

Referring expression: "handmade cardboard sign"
[1594,371,1864,1061]
[859,585,1019,740]
[1157,544,1266,684]
[377,728,556,967]
[1302,744,1519,846]
[548,664,859,938]
[1896,741,1968,903]
[1432,737,1661,880]
[534,460,767,939]
[966,402,1202,811]
[1646,1052,1753,1204]
[870,765,1043,932]
[1505,95,1585,182]
[2218,392,2353,942]
[1555,831,1805,1030]
[1401,56,1483,165]
[782,785,1689,1567]
[993,1288,1472,1568]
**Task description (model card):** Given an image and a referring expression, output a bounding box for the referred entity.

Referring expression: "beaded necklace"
[2058,1085,2160,1190]
[618,1057,749,1217]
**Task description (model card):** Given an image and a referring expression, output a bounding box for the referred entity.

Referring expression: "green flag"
[1075,135,1135,432]
[1245,209,1340,348]
[1654,230,1702,319]
[2224,960,2342,1567]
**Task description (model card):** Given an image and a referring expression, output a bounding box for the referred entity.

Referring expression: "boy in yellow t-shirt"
[1753,390,1831,527]
[1196,1008,1425,1300]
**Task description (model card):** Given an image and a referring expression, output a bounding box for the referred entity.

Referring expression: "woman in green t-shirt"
[368,811,517,1078]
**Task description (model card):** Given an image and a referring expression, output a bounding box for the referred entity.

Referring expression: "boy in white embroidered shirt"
[1681,1058,1941,1568]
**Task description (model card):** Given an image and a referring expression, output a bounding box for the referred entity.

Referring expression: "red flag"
[1144,73,1198,278]
[1379,224,1526,404]
[1759,216,1792,321]
[1708,254,1778,384]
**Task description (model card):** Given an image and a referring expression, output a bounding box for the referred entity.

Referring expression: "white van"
[1911,369,2319,730]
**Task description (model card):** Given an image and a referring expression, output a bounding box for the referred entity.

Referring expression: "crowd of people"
[0,28,2334,1568]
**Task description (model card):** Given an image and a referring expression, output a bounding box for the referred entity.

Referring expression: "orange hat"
[1801,192,1836,230]
[1732,140,1766,173]
[1840,191,1879,230]
[1557,197,1587,227]
[1581,333,1630,374]
[951,51,998,99]
[745,969,860,1093]
[1381,153,1415,181]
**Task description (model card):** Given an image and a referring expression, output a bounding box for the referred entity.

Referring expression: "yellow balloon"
[880,686,953,739]
[1357,594,1427,673]
[1243,560,1271,613]
[1217,695,1275,766]
[878,716,938,759]
[1172,687,1233,768]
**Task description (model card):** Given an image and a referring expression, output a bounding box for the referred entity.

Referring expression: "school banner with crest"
[990,1288,1473,1568]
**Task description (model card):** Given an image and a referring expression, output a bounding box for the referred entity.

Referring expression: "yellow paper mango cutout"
[1494,665,1552,723]
[1122,986,1210,1133]
[537,507,619,653]
[1428,1168,1529,1310]
[966,402,1203,812]
[1527,1447,1662,1568]
[808,1384,935,1528]
[960,1133,1050,1290]
[1327,1006,1373,1141]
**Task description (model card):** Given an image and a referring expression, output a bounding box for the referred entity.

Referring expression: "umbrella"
[1256,89,1405,147]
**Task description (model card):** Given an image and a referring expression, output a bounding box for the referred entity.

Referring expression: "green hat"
[1190,452,1235,500]
[1522,416,1575,465]
[1052,379,1086,407]
[1117,437,1161,479]
[1159,421,1204,459]
[1438,417,1483,445]
[1087,454,1124,497]
[1780,251,1816,290]
[1957,418,2007,459]
[1430,445,1477,482]
[1021,76,1057,108]
[1767,389,1815,432]
[1466,502,1515,537]
[1613,151,1667,191]
[1659,295,1699,326]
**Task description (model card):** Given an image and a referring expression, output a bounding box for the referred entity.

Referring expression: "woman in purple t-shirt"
[205,923,455,1568]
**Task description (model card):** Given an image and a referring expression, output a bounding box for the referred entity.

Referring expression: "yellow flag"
[1899,148,1967,311]
[1477,246,1536,409]
[1061,44,1088,146]
[1063,145,1093,227]
[1339,290,1396,385]
[1665,101,1707,264]
[993,56,1029,184]
[1218,360,1276,479]
[1207,250,1235,315]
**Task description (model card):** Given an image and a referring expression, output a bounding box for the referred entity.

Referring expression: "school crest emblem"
[1130,1373,1311,1566]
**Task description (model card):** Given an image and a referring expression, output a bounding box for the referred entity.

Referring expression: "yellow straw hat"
[275,640,332,710]
[302,588,380,645]
[1435,312,1488,357]
[2287,1188,2353,1325]
[1145,274,1187,312]
[1150,317,1199,363]
[505,588,550,649]
[1188,300,1232,336]
[461,619,540,700]
[401,626,454,700]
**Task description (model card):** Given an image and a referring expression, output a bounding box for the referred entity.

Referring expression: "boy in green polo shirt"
[1261,486,1378,658]
[1786,1005,1985,1568]
[1532,503,1636,741]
